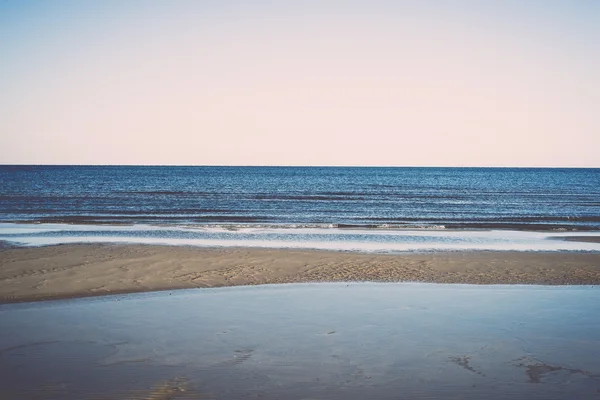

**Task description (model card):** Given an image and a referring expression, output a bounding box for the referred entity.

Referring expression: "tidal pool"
[1,283,599,399]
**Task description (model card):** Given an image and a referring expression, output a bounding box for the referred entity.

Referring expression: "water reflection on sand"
[1,283,600,399]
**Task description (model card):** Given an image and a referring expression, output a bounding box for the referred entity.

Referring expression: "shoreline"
[1,244,600,304]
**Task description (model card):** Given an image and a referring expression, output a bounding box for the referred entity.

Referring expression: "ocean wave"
[169,223,448,231]
[2,218,598,232]
[1,221,600,252]
[10,215,271,224]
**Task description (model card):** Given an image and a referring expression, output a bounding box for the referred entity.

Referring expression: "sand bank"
[1,244,599,303]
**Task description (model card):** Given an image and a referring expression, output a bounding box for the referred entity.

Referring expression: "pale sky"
[1,1,599,166]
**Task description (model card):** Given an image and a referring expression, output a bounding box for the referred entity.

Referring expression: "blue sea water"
[1,166,599,252]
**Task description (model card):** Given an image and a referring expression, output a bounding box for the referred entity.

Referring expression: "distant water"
[1,166,599,252]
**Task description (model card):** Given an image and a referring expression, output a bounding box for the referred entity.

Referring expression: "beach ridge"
[1,244,600,304]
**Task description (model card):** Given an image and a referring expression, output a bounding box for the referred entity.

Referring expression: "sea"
[1,166,600,252]
[2,167,600,399]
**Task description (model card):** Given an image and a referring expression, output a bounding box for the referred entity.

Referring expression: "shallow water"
[1,283,600,399]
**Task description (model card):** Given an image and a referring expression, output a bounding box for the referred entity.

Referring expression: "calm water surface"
[1,283,599,399]
[2,166,599,229]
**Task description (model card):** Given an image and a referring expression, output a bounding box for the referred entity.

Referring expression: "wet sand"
[1,244,600,303]
[558,236,600,244]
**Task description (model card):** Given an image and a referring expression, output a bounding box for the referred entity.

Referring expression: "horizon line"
[1,164,599,169]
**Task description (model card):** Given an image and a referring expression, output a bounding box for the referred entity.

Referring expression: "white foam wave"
[1,223,599,253]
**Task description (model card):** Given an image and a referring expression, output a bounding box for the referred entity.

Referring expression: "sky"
[1,0,599,167]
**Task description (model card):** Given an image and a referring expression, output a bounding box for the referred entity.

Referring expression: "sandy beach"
[1,244,600,304]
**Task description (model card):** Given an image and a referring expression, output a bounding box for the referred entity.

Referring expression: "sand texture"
[1,244,600,303]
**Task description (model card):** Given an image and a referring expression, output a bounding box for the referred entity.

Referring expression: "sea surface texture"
[1,166,599,251]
